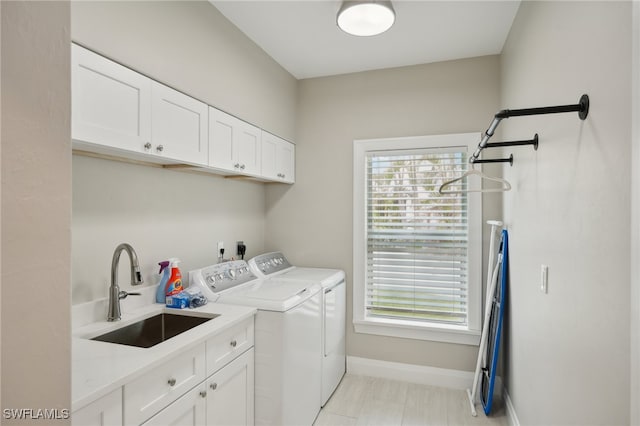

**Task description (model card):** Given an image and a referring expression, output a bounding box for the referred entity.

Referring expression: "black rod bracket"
[578,94,589,120]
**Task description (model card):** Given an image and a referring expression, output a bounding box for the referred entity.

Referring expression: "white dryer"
[248,252,346,406]
[189,260,321,426]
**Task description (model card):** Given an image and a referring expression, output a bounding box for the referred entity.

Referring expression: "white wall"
[70,1,297,304]
[631,3,640,423]
[1,1,71,423]
[266,56,502,370]
[500,2,631,424]
[72,156,266,303]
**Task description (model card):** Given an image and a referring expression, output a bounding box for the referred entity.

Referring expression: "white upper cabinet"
[72,44,207,166]
[151,82,208,166]
[72,43,293,183]
[72,44,152,152]
[261,131,295,184]
[209,108,261,176]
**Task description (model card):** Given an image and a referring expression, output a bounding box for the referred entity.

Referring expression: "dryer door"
[324,279,346,357]
[322,279,346,406]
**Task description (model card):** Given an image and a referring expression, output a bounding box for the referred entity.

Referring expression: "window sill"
[353,318,481,346]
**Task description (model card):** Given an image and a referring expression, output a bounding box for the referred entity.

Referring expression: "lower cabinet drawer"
[124,344,205,425]
[141,383,207,426]
[206,317,254,376]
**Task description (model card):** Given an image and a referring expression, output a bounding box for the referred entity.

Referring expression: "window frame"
[353,133,483,346]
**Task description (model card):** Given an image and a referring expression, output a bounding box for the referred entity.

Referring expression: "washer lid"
[217,280,321,312]
[274,267,345,287]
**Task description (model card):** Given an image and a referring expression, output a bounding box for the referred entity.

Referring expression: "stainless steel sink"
[90,313,219,348]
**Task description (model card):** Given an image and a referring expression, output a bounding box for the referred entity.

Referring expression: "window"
[353,133,482,345]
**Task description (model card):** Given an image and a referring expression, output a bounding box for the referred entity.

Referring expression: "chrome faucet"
[107,243,144,321]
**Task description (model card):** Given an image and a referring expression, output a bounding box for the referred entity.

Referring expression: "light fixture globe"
[337,1,395,37]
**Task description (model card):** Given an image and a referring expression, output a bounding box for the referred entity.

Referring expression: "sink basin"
[90,313,219,348]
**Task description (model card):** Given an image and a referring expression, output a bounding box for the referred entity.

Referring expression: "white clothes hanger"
[438,164,511,194]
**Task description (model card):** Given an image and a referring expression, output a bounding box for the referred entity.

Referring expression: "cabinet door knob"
[167,378,177,386]
[199,391,207,398]
[144,142,152,150]
[230,340,237,348]
[210,383,218,391]
[234,163,240,169]
[240,164,246,170]
[156,144,164,152]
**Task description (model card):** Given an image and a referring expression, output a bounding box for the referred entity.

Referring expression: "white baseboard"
[346,355,474,390]
[504,388,520,426]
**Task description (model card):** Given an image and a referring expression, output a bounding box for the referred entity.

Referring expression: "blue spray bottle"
[155,260,171,303]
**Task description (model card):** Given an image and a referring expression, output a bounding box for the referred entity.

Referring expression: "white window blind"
[365,148,470,326]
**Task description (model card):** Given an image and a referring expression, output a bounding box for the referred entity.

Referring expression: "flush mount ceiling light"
[337,1,395,37]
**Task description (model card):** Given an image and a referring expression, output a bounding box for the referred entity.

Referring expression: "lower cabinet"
[143,348,254,426]
[206,349,254,426]
[74,317,255,426]
[73,388,123,426]
[124,344,206,425]
[142,384,207,426]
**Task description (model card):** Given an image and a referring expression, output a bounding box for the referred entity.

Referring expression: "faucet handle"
[118,291,141,300]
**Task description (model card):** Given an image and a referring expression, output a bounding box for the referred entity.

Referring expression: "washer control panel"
[189,260,256,294]
[248,252,292,277]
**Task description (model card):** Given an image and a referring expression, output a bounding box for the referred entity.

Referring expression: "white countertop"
[72,302,256,411]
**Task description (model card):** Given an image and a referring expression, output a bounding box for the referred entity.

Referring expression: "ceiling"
[210,1,521,80]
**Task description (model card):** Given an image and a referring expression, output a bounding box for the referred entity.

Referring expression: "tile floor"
[314,374,508,426]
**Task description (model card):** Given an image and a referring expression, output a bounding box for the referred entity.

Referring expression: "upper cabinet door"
[261,131,295,184]
[151,82,208,166]
[277,140,295,184]
[209,108,261,175]
[235,121,262,176]
[209,107,236,171]
[72,44,151,152]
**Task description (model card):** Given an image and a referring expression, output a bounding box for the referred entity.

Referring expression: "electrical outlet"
[217,241,224,252]
[541,265,549,294]
[237,241,244,256]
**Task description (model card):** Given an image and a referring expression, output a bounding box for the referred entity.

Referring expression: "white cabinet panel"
[208,108,261,175]
[206,318,254,376]
[277,139,295,183]
[151,82,208,166]
[235,122,262,176]
[208,108,236,170]
[142,384,206,426]
[261,131,295,183]
[72,388,122,426]
[124,344,206,425]
[206,349,254,426]
[72,44,151,152]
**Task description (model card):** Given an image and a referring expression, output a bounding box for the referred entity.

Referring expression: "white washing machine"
[189,260,321,426]
[248,252,346,407]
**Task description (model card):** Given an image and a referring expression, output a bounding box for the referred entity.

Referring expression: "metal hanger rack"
[470,94,590,165]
